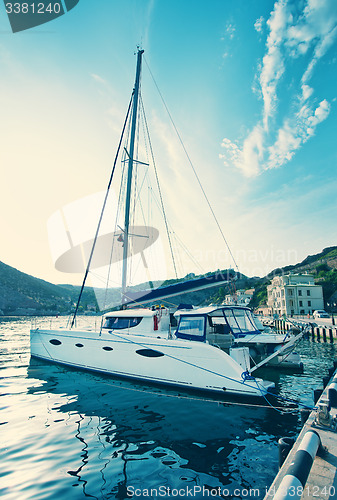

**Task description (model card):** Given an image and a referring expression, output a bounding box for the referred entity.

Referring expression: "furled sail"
[122,271,235,306]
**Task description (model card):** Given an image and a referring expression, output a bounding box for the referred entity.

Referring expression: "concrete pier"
[265,369,337,499]
[272,318,337,342]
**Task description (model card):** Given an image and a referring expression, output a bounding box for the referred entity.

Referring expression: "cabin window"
[136,349,164,358]
[209,316,231,334]
[177,316,205,340]
[49,339,62,345]
[103,317,143,330]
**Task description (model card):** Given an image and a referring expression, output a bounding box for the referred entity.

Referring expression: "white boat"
[31,305,276,397]
[30,49,276,398]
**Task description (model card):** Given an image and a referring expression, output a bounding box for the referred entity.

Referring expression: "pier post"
[313,388,323,404]
[278,437,295,469]
[272,430,321,500]
[323,328,327,342]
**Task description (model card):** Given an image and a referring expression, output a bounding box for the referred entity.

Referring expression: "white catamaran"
[31,49,280,398]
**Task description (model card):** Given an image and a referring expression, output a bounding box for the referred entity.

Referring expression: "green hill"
[0,261,97,316]
[1,245,336,315]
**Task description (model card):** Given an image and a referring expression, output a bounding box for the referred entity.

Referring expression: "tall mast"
[121,48,144,305]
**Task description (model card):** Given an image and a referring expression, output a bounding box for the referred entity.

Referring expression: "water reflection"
[2,318,331,500]
[26,359,300,499]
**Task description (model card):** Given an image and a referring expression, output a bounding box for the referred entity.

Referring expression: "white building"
[267,273,324,317]
[223,289,254,306]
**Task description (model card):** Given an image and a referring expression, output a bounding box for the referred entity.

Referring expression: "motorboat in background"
[174,305,304,370]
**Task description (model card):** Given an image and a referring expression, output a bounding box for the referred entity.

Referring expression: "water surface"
[1,317,336,499]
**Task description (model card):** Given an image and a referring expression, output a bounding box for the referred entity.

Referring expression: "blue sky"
[1,0,337,286]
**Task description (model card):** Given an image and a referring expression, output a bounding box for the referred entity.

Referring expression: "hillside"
[0,261,245,316]
[1,246,336,315]
[269,246,337,275]
[0,261,97,316]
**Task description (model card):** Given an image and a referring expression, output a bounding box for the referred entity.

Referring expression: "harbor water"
[1,316,336,499]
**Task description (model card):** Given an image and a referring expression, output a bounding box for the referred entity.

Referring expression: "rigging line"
[99,126,132,308]
[102,158,127,310]
[140,95,178,279]
[132,100,204,277]
[141,183,205,275]
[102,149,130,309]
[144,56,239,273]
[171,230,205,275]
[70,95,133,328]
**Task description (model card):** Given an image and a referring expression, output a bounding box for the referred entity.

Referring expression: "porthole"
[49,339,62,346]
[102,346,113,351]
[75,343,84,348]
[135,349,164,358]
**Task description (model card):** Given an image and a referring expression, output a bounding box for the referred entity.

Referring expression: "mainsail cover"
[122,271,235,306]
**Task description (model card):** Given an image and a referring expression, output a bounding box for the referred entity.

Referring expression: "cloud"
[254,16,265,33]
[221,0,337,177]
[225,22,236,40]
[260,0,290,128]
[220,22,236,60]
[301,84,313,100]
[91,73,108,85]
[268,98,331,169]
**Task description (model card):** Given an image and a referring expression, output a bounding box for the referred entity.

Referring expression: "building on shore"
[267,273,324,317]
[223,288,255,306]
[255,304,272,316]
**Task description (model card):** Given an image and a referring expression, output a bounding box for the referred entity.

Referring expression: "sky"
[1,0,337,288]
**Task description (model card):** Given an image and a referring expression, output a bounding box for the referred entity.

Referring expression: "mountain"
[0,261,243,316]
[0,261,97,316]
[268,246,337,276]
[1,246,336,315]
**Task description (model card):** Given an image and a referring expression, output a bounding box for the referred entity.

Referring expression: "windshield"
[223,308,260,336]
[176,315,205,340]
[103,317,143,330]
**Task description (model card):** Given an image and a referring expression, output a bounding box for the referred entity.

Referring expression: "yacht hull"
[30,328,273,397]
